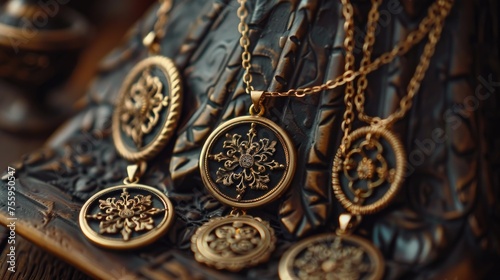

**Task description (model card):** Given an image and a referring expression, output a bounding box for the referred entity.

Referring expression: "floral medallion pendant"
[191,215,275,272]
[79,184,174,249]
[332,125,406,214]
[199,115,297,209]
[279,233,384,280]
[112,56,182,162]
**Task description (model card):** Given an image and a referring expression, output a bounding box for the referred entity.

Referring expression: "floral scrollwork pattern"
[86,188,165,241]
[206,221,260,257]
[208,123,285,200]
[342,134,396,202]
[120,69,169,148]
[293,238,370,280]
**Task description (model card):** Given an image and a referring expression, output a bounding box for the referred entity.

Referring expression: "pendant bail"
[249,90,265,116]
[125,162,147,184]
[143,31,161,54]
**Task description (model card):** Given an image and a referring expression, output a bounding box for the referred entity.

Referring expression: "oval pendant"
[79,184,174,249]
[279,233,384,280]
[199,115,296,209]
[332,126,406,215]
[191,215,276,271]
[112,56,182,162]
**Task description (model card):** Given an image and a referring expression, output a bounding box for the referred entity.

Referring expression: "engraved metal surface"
[279,233,384,280]
[200,115,296,209]
[191,215,275,272]
[113,55,182,162]
[79,184,174,249]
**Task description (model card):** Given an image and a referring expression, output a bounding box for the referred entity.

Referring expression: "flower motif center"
[135,96,149,117]
[321,260,338,272]
[119,208,135,218]
[239,154,254,168]
[357,158,374,180]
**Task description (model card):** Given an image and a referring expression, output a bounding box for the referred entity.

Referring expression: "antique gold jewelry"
[112,0,182,162]
[80,0,179,249]
[279,0,454,279]
[192,0,296,271]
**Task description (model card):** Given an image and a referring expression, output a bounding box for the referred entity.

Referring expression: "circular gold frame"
[190,215,275,271]
[199,115,296,209]
[112,56,182,162]
[79,184,174,250]
[279,233,384,280]
[332,126,406,215]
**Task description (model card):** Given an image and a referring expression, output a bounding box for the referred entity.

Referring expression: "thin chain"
[354,0,453,126]
[154,0,173,40]
[339,0,356,151]
[144,0,174,54]
[237,0,254,94]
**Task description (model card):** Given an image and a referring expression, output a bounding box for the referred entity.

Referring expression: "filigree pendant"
[113,56,182,162]
[191,215,275,272]
[199,115,297,208]
[332,125,406,214]
[79,184,174,249]
[279,233,384,280]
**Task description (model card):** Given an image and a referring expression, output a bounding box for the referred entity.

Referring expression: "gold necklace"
[191,0,451,272]
[79,0,180,249]
[279,0,454,279]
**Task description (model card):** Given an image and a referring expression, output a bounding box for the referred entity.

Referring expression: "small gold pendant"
[191,214,276,272]
[79,184,174,249]
[332,125,406,214]
[199,115,297,208]
[279,233,384,280]
[113,56,182,162]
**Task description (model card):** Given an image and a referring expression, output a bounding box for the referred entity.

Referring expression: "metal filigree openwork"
[342,134,395,202]
[191,215,275,271]
[86,188,164,241]
[207,221,260,257]
[279,234,384,280]
[293,237,370,280]
[332,126,406,215]
[208,122,285,201]
[120,69,169,148]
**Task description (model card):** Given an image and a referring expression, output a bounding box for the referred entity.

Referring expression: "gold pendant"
[191,214,275,272]
[79,184,174,249]
[199,115,297,208]
[332,125,406,214]
[279,233,384,280]
[113,55,182,162]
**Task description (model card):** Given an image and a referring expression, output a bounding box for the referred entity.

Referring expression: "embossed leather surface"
[1,0,499,279]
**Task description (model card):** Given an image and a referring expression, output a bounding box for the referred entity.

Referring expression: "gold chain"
[237,0,254,94]
[143,0,174,54]
[236,0,451,100]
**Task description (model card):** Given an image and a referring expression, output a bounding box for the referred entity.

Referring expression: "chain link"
[237,0,254,94]
[144,0,173,54]
[236,0,453,128]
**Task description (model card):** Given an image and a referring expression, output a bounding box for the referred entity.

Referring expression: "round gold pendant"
[332,126,406,215]
[79,184,174,249]
[112,56,182,162]
[279,233,384,280]
[199,115,296,209]
[190,215,276,271]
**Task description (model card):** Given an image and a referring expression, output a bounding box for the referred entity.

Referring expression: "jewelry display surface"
[0,0,498,279]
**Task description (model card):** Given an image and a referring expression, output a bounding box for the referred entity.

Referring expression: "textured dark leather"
[0,0,499,279]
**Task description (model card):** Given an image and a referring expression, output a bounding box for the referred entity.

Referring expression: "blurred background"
[0,0,155,169]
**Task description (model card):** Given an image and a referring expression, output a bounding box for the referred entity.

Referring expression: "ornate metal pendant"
[199,115,296,209]
[279,233,384,280]
[79,184,174,249]
[112,56,182,162]
[191,214,275,272]
[332,125,406,214]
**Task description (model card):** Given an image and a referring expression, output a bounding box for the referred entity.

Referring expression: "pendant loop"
[125,162,147,184]
[143,31,161,54]
[250,90,265,116]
